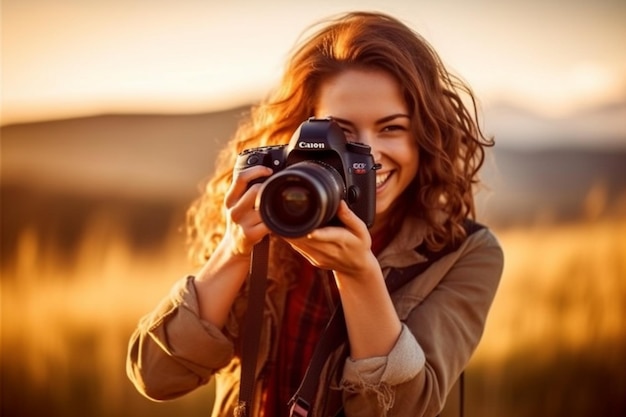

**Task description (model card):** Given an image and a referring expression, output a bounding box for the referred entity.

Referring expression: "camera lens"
[280,185,312,218]
[258,161,344,237]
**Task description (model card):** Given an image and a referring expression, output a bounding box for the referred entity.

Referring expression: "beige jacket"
[127,216,503,417]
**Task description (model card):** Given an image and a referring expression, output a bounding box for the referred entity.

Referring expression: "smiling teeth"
[376,172,391,188]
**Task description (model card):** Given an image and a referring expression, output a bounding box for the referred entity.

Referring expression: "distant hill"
[478,146,626,226]
[483,99,626,149]
[1,106,251,201]
[3,102,625,201]
[1,105,625,262]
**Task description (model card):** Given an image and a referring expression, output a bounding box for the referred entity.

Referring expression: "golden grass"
[1,211,214,416]
[474,217,626,364]
[2,212,625,416]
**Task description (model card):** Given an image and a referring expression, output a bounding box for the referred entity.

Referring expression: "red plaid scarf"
[261,233,391,416]
[262,258,336,416]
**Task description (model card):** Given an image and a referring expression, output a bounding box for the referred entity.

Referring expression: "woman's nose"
[370,147,382,164]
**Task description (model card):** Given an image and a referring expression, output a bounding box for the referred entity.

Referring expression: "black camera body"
[235,117,378,237]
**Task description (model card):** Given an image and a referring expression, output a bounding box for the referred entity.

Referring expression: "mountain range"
[1,101,625,260]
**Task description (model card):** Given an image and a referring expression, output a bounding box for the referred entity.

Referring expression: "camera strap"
[288,219,484,417]
[235,235,270,417]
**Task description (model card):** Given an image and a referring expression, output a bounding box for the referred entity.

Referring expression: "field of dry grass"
[468,217,626,416]
[2,209,625,416]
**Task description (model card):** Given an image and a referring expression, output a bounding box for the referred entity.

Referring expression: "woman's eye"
[382,125,406,132]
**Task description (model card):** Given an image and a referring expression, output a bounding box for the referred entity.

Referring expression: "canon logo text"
[298,142,326,149]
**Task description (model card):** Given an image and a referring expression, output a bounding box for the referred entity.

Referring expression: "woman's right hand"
[193,165,273,328]
[223,165,274,257]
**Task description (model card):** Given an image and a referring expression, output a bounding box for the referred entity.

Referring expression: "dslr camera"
[235,117,379,237]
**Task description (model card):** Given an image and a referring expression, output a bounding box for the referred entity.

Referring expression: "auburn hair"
[186,11,494,265]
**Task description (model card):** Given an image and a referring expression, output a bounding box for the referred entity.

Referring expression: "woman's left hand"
[287,200,403,359]
[284,200,377,278]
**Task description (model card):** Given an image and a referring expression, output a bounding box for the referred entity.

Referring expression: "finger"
[230,195,263,225]
[230,209,270,256]
[225,166,273,208]
[335,200,369,236]
[306,201,365,241]
[287,243,325,267]
[246,221,270,245]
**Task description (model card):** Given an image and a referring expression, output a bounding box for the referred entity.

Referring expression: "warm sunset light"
[489,63,625,117]
[2,0,625,126]
[2,2,626,417]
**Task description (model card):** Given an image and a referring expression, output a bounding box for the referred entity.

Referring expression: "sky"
[2,0,626,126]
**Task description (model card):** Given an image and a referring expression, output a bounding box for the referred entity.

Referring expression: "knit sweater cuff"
[342,323,425,387]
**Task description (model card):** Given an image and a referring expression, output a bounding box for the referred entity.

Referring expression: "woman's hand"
[287,200,402,359]
[223,165,273,257]
[193,165,273,328]
[285,200,378,279]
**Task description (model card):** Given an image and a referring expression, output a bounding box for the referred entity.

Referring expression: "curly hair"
[186,11,494,265]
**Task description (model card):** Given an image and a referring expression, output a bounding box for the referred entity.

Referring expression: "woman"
[127,11,503,417]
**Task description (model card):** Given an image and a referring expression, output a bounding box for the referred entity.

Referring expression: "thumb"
[336,200,363,230]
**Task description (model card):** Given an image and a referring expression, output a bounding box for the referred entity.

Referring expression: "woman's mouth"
[376,171,392,190]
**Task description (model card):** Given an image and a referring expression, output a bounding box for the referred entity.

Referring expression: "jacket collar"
[376,215,428,270]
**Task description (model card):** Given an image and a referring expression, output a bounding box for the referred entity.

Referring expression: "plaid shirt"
[262,233,392,416]
[262,259,338,416]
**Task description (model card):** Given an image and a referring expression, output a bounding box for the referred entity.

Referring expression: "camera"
[235,117,379,238]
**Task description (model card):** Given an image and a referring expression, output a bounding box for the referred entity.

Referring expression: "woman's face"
[314,69,419,227]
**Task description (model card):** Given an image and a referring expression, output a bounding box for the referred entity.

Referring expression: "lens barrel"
[258,161,344,237]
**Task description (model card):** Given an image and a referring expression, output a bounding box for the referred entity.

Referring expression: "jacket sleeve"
[340,228,504,417]
[126,276,235,401]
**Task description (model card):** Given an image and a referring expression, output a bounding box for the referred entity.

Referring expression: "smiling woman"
[2,3,625,417]
[314,69,418,233]
[126,10,503,417]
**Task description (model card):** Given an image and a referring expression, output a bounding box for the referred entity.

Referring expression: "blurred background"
[1,1,625,416]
